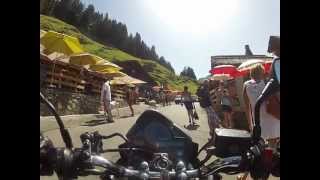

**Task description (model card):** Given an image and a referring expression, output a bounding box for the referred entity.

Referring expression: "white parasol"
[210,74,233,81]
[237,59,265,71]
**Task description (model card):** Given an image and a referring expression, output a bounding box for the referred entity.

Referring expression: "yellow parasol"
[40,44,45,52]
[113,75,146,85]
[40,30,47,38]
[40,31,84,55]
[104,71,127,77]
[110,78,126,85]
[41,31,84,88]
[89,61,121,72]
[97,71,127,77]
[69,53,106,66]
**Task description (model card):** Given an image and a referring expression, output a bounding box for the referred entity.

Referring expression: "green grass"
[40,15,199,93]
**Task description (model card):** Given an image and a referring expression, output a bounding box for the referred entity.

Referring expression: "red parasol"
[263,61,273,74]
[209,65,243,78]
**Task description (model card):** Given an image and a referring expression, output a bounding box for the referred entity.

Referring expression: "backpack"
[197,87,211,108]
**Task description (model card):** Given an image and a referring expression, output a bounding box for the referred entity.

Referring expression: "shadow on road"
[184,124,200,130]
[81,119,113,127]
[119,115,135,119]
[94,114,106,118]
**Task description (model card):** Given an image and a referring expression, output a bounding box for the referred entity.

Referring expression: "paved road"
[40,103,279,180]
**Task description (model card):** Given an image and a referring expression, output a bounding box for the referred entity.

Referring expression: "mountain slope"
[40,15,199,93]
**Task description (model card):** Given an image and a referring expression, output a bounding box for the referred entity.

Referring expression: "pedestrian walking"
[159,89,166,107]
[125,85,135,116]
[165,91,170,106]
[182,86,195,126]
[100,80,114,122]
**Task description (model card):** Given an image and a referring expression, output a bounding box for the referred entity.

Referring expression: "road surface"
[40,103,279,180]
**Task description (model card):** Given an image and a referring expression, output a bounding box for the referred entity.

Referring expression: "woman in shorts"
[182,86,195,126]
[218,81,233,128]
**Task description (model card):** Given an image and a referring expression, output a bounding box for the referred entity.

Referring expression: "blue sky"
[81,0,280,78]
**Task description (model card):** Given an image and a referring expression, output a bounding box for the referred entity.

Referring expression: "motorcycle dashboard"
[143,121,188,159]
[144,121,173,142]
[126,110,195,159]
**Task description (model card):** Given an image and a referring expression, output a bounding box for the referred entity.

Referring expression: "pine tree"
[40,0,58,15]
[65,0,84,26]
[180,66,196,80]
[41,1,177,73]
[79,4,95,32]
[53,0,73,21]
[150,45,159,61]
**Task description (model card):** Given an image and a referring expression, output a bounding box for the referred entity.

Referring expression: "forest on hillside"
[40,0,175,73]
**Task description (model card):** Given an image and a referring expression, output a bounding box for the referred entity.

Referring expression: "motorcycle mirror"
[40,92,73,149]
[273,59,280,84]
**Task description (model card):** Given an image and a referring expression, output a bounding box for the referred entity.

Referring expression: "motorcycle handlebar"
[90,155,200,179]
[89,155,245,179]
[42,146,245,179]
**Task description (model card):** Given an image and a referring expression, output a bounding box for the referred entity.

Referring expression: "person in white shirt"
[243,64,280,141]
[238,64,280,180]
[101,80,114,122]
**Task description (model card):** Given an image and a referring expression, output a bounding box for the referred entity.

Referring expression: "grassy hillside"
[40,15,199,93]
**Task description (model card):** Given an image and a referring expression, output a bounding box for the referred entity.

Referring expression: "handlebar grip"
[90,155,126,176]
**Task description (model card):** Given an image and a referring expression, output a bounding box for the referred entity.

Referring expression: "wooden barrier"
[40,56,106,94]
[40,55,130,100]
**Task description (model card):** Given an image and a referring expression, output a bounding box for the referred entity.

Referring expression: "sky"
[81,0,280,78]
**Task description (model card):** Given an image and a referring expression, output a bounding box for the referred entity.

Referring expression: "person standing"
[134,86,139,104]
[100,80,114,122]
[182,86,195,126]
[209,80,222,125]
[125,85,135,116]
[218,81,233,128]
[165,91,170,106]
[145,90,151,101]
[159,89,166,107]
[238,38,280,180]
[238,64,280,180]
[243,64,280,138]
[197,80,220,136]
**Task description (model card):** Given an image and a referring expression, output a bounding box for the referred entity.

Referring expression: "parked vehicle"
[191,95,199,102]
[174,95,182,104]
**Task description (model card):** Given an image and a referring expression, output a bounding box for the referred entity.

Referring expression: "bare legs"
[103,101,114,122]
[187,109,194,125]
[205,107,220,136]
[128,101,134,116]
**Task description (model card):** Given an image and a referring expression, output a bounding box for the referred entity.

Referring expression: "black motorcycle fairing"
[120,110,199,167]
